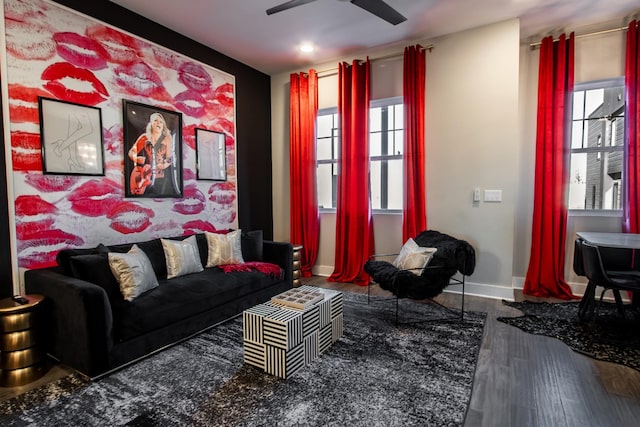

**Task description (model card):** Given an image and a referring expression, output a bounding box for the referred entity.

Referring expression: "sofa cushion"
[108,245,159,301]
[112,268,281,341]
[161,236,204,279]
[205,230,244,267]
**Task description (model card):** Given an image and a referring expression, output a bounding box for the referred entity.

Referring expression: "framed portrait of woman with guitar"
[123,100,183,198]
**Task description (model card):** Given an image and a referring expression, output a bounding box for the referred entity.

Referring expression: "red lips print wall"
[4,0,238,270]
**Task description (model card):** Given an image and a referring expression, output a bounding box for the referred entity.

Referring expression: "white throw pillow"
[393,238,437,276]
[205,230,244,267]
[161,235,204,279]
[108,244,159,301]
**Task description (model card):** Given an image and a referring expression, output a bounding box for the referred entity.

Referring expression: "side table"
[292,245,303,287]
[0,294,48,387]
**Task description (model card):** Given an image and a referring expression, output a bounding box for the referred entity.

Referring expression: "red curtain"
[328,59,374,286]
[523,33,576,299]
[289,70,320,277]
[402,45,427,242]
[624,21,640,233]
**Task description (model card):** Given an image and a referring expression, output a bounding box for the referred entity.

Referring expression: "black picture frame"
[195,128,227,181]
[38,97,105,176]
[123,100,183,198]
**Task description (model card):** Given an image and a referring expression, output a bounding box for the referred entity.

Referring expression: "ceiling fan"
[266,0,407,25]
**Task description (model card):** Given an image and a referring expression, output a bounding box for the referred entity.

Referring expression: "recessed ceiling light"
[299,43,315,53]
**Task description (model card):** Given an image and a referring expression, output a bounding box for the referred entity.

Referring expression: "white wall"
[271,18,629,300]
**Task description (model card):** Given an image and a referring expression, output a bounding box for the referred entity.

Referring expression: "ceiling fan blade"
[350,0,407,25]
[266,0,319,15]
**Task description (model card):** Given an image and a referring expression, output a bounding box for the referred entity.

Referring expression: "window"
[568,79,624,210]
[316,97,404,210]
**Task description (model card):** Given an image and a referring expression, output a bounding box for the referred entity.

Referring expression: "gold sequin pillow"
[205,230,244,267]
[161,235,204,279]
[108,244,159,301]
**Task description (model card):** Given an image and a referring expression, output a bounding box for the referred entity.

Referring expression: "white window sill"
[568,209,622,218]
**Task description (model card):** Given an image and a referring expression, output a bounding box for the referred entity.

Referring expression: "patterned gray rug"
[498,300,640,371]
[0,292,486,426]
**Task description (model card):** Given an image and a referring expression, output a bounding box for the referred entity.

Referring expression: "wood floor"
[2,277,640,427]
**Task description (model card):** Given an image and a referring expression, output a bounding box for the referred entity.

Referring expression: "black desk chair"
[580,241,640,321]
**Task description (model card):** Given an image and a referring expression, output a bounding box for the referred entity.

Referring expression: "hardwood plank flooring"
[2,276,640,427]
[304,277,640,427]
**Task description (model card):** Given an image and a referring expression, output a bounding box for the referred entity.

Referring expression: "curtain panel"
[329,59,374,286]
[624,21,640,233]
[289,70,320,277]
[524,33,576,299]
[402,45,427,242]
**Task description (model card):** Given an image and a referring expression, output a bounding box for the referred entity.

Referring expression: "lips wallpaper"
[4,0,238,269]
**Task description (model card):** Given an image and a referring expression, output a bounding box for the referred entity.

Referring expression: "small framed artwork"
[38,97,105,176]
[195,128,227,181]
[123,100,183,198]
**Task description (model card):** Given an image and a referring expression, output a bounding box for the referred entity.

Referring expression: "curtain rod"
[309,43,434,77]
[529,26,627,49]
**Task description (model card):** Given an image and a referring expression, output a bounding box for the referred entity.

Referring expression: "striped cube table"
[242,286,343,379]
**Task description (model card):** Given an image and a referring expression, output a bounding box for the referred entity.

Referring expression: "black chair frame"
[580,241,640,323]
[366,253,467,325]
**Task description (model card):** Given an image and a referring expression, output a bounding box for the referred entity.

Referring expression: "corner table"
[0,294,48,387]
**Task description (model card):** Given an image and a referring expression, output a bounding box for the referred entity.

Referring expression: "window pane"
[317,138,332,161]
[317,114,333,138]
[386,159,403,210]
[394,104,404,129]
[370,107,381,132]
[571,122,583,149]
[317,163,335,208]
[573,91,584,120]
[585,89,604,118]
[370,160,382,209]
[370,133,381,156]
[393,130,403,155]
[568,152,587,209]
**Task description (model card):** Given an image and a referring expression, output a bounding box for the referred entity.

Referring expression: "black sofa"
[24,231,293,378]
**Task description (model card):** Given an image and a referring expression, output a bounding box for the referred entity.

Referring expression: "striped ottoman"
[242,286,343,379]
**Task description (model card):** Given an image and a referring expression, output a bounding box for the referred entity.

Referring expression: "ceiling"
[110,0,639,75]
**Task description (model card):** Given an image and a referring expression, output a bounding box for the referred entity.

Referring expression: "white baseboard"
[312,267,631,303]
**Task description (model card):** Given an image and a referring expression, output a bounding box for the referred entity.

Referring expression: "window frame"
[315,96,404,213]
[568,77,625,216]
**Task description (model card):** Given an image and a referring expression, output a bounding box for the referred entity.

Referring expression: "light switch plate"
[484,189,502,202]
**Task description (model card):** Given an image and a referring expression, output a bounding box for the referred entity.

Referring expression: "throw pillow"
[161,235,204,279]
[393,238,437,276]
[241,230,263,262]
[108,244,159,301]
[69,253,122,301]
[205,229,244,267]
[57,243,109,276]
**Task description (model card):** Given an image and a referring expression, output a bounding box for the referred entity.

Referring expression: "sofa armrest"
[24,268,114,377]
[263,240,294,287]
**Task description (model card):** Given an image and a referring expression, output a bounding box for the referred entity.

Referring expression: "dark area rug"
[498,300,640,371]
[0,292,485,427]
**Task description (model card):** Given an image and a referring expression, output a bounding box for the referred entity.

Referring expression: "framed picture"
[38,97,105,176]
[195,128,226,181]
[123,100,183,198]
